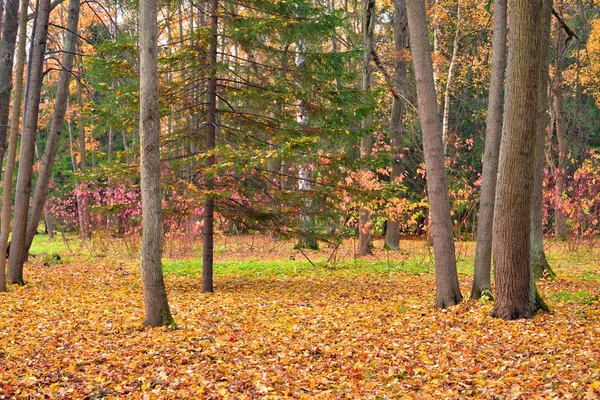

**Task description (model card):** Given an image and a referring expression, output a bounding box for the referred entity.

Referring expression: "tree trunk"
[491,0,547,320]
[384,0,407,251]
[68,110,88,239]
[358,0,375,256]
[0,0,27,292]
[531,0,555,281]
[471,0,507,300]
[441,0,461,152]
[551,17,567,240]
[139,0,175,327]
[294,37,318,250]
[24,0,80,254]
[0,0,21,171]
[76,60,87,172]
[7,0,51,285]
[202,0,218,293]
[406,0,462,308]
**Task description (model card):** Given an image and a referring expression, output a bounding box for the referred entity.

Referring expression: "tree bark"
[0,0,21,171]
[7,0,51,285]
[471,0,507,300]
[491,0,547,320]
[385,0,407,251]
[358,0,375,256]
[551,15,567,240]
[531,0,555,281]
[406,0,462,308]
[139,0,175,327]
[202,0,218,293]
[0,0,27,292]
[24,0,80,254]
[441,0,461,152]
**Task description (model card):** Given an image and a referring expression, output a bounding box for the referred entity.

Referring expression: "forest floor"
[0,234,599,399]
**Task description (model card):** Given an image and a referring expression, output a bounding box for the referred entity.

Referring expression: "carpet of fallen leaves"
[1,236,599,399]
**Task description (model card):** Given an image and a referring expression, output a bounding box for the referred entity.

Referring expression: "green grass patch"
[162,257,441,277]
[549,290,598,305]
[29,235,72,256]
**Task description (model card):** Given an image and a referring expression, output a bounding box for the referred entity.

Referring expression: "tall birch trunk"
[471,0,507,299]
[7,0,51,285]
[441,0,461,152]
[139,0,175,327]
[384,0,407,251]
[24,0,80,254]
[406,0,462,308]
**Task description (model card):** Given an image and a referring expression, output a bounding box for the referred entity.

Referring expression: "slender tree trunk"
[294,37,318,250]
[471,0,507,300]
[358,0,375,256]
[76,61,86,172]
[531,0,555,281]
[441,0,461,152]
[44,212,54,238]
[0,0,27,292]
[24,0,80,254]
[7,0,51,285]
[406,0,462,308]
[0,0,21,170]
[551,19,567,240]
[491,0,547,321]
[139,0,175,327]
[202,0,218,293]
[385,0,407,251]
[68,111,88,238]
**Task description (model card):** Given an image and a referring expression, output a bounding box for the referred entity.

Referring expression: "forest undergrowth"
[0,235,599,399]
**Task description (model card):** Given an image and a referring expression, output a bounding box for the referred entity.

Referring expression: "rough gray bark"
[0,0,21,170]
[202,0,218,293]
[0,0,27,292]
[406,0,462,308]
[7,0,51,285]
[471,0,507,300]
[384,0,407,251]
[491,0,547,320]
[139,0,175,327]
[24,0,80,254]
[531,0,555,281]
[358,0,375,256]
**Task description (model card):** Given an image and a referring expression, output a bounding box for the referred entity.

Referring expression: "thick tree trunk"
[491,0,547,320]
[358,0,375,256]
[384,0,407,251]
[471,0,507,300]
[406,0,462,308]
[7,0,51,285]
[531,1,555,281]
[0,0,27,292]
[551,21,567,240]
[24,0,80,254]
[202,0,218,293]
[441,0,461,152]
[0,0,21,170]
[139,0,175,327]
